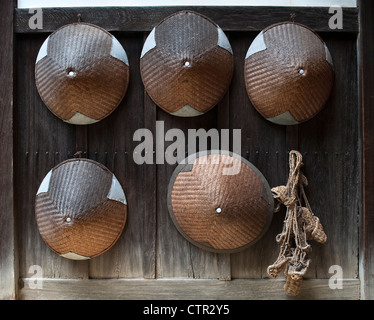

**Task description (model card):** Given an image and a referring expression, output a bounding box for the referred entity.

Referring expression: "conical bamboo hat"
[244,22,334,125]
[167,151,273,253]
[140,11,233,117]
[35,158,127,260]
[35,23,130,125]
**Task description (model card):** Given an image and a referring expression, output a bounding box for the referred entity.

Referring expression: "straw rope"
[267,150,327,296]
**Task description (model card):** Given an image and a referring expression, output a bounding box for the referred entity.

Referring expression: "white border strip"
[18,0,357,8]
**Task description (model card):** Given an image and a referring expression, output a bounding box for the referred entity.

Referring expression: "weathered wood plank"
[15,34,87,280]
[215,37,232,281]
[18,278,360,300]
[12,6,362,300]
[228,32,287,279]
[141,35,157,279]
[359,0,374,300]
[86,34,151,278]
[155,94,223,279]
[14,6,359,34]
[298,33,360,279]
[0,0,17,300]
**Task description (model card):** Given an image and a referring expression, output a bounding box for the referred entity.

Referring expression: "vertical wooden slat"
[359,0,374,300]
[142,83,157,279]
[298,34,360,279]
[76,126,88,156]
[216,71,231,281]
[87,34,148,278]
[228,32,287,279]
[15,35,85,280]
[156,108,222,279]
[286,126,299,152]
[0,0,16,300]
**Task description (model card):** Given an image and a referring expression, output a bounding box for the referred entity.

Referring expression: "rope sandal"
[267,150,327,296]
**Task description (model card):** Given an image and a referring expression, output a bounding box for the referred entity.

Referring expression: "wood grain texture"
[298,33,360,279]
[86,33,155,279]
[0,0,16,300]
[156,99,223,279]
[14,6,358,34]
[12,6,362,300]
[228,32,287,279]
[18,278,360,300]
[141,53,157,279]
[15,34,88,280]
[216,70,231,281]
[359,0,374,300]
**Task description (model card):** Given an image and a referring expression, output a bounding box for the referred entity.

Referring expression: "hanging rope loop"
[267,150,327,296]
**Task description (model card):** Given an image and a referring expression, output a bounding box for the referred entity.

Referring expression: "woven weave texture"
[140,11,233,116]
[168,153,273,252]
[35,159,127,259]
[244,22,334,124]
[35,23,129,123]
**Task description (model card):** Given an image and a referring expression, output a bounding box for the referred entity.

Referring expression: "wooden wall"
[359,0,374,300]
[1,5,365,299]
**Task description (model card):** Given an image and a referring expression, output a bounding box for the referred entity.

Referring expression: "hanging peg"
[74,151,83,158]
[290,13,296,23]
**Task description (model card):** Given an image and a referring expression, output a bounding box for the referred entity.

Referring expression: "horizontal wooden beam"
[18,278,360,300]
[15,6,358,34]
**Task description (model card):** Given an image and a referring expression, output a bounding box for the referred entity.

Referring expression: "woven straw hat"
[35,158,127,260]
[35,23,130,125]
[167,150,273,253]
[244,22,334,125]
[140,11,234,117]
